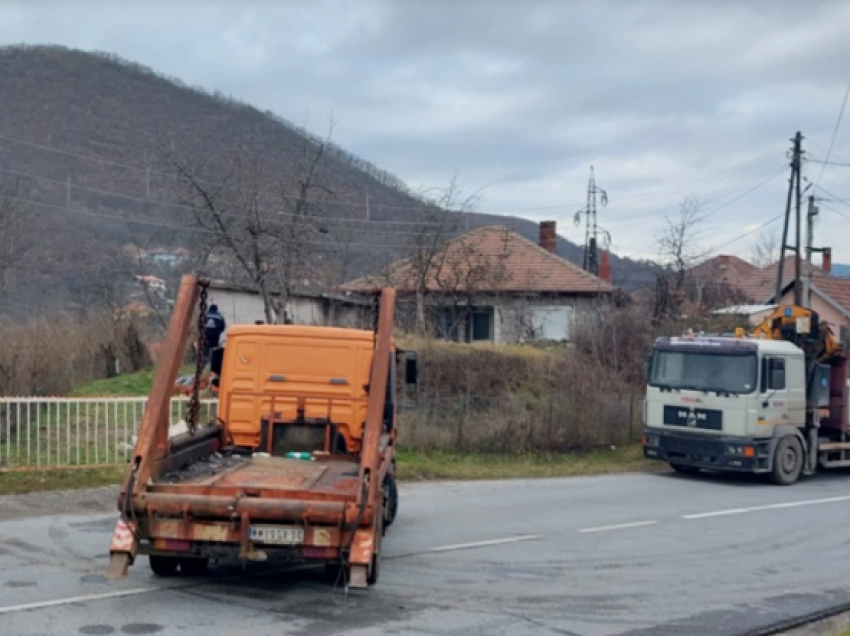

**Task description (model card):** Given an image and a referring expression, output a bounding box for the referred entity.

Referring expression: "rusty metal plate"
[212,456,328,491]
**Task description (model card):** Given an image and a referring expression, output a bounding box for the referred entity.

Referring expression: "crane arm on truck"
[749,305,842,364]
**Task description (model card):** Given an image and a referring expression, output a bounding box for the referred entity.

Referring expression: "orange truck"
[106,275,417,588]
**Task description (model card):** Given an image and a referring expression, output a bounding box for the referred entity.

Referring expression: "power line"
[617,165,788,262]
[0,159,790,236]
[0,128,787,216]
[815,73,850,188]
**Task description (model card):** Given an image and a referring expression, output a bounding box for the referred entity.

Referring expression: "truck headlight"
[725,445,755,457]
[643,434,659,448]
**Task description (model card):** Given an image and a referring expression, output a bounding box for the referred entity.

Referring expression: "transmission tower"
[575,167,608,275]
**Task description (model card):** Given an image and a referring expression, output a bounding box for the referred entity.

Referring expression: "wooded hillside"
[0,44,659,318]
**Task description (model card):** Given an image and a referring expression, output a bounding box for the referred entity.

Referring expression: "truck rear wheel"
[770,436,803,485]
[383,473,398,528]
[180,557,209,576]
[367,513,382,585]
[669,463,698,474]
[149,555,180,577]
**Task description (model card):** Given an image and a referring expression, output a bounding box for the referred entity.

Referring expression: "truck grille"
[662,405,723,431]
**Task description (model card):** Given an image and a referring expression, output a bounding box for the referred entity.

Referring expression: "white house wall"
[207,289,366,329]
[529,305,573,341]
[491,295,600,344]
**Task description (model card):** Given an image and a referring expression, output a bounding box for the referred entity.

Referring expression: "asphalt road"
[3,470,850,636]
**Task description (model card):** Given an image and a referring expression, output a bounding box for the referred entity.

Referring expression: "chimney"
[823,247,832,274]
[539,220,557,253]
[599,250,612,284]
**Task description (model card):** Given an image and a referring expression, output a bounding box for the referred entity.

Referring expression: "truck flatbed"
[153,453,361,501]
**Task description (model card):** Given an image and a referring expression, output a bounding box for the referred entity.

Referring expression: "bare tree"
[749,227,780,269]
[406,176,482,334]
[161,118,336,323]
[657,195,706,290]
[432,231,511,340]
[0,176,35,303]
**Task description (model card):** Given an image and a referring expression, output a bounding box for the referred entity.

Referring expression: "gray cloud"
[1,0,850,264]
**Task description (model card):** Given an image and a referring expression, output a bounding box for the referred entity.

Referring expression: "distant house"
[686,254,760,292]
[135,275,166,295]
[701,251,850,342]
[335,222,614,344]
[206,283,373,329]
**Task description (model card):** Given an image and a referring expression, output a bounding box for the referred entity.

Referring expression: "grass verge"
[1,446,659,496]
[0,466,125,496]
[396,445,660,481]
[70,365,195,397]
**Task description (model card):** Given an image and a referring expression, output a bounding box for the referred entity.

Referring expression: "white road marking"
[682,508,751,520]
[682,494,850,520]
[578,520,658,533]
[428,535,543,553]
[0,588,157,615]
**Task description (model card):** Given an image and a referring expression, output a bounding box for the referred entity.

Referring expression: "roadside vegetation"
[0,326,664,495]
[2,299,741,495]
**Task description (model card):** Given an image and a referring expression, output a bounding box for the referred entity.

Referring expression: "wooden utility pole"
[775,131,804,305]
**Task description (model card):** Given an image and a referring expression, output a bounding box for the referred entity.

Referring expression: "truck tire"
[770,436,804,485]
[367,513,382,586]
[383,473,399,528]
[180,557,209,576]
[669,463,698,474]
[149,555,180,577]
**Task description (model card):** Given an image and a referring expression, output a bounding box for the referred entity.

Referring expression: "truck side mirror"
[210,347,225,376]
[644,353,653,382]
[405,353,418,385]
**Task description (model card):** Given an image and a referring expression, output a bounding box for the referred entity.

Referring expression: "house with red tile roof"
[686,250,850,339]
[758,251,850,341]
[336,223,614,344]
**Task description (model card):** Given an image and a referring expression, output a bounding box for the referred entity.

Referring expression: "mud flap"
[106,519,137,579]
[347,528,375,589]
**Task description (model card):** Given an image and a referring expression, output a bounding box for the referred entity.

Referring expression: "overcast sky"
[2,0,850,265]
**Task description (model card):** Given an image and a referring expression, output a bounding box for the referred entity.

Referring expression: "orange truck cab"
[210,324,406,458]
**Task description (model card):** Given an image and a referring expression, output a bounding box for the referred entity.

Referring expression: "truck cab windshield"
[649,350,757,394]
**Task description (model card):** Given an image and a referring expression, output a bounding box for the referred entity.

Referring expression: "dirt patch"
[0,484,119,522]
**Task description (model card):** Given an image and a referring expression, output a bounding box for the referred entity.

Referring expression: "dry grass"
[0,312,152,397]
[0,466,124,496]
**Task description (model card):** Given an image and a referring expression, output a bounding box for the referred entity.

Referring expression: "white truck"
[642,306,850,485]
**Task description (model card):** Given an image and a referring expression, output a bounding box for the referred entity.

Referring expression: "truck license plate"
[248,525,304,545]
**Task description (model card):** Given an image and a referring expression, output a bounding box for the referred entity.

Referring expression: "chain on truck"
[105,275,418,589]
[642,306,850,485]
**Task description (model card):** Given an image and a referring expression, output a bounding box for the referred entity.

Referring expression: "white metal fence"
[0,397,219,471]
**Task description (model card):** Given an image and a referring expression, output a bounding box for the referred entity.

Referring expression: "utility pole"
[802,194,818,309]
[775,131,804,305]
[365,186,371,221]
[579,167,608,276]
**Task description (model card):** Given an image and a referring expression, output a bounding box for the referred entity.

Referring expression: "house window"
[470,309,494,342]
[436,306,494,343]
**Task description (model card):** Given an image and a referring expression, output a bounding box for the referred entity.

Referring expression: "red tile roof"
[731,255,850,318]
[737,256,817,302]
[337,225,613,295]
[686,254,759,290]
[811,275,850,317]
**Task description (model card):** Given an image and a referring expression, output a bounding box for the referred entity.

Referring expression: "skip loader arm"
[347,287,396,587]
[107,274,206,578]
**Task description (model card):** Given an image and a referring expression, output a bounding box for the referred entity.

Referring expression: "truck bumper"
[642,428,771,473]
